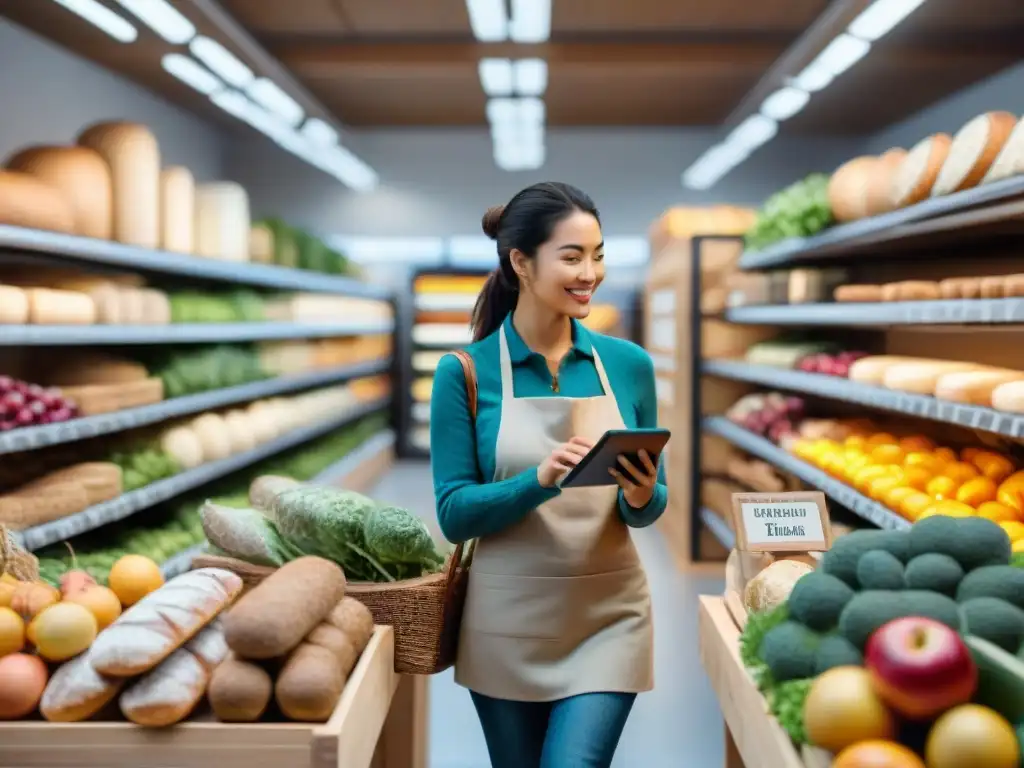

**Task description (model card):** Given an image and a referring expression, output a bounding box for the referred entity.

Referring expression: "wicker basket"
[192,544,469,676]
[0,523,40,582]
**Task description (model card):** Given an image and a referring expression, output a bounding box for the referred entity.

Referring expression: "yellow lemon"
[926,476,961,501]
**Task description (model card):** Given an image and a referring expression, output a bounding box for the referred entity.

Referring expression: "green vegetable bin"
[192,545,470,676]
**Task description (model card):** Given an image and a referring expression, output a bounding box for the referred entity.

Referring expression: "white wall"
[0,19,225,178]
[864,61,1024,154]
[224,128,861,240]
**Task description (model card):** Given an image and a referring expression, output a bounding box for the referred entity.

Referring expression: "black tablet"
[559,428,671,488]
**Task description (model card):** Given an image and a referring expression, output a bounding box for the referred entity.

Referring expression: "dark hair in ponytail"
[471,182,599,341]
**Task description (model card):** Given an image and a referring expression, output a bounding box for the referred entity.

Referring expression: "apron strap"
[592,348,614,396]
[498,326,515,396]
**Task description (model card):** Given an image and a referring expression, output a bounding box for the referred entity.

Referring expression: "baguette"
[208,652,274,722]
[40,651,125,722]
[90,568,242,677]
[224,556,346,660]
[934,369,1024,406]
[119,621,229,726]
[834,284,883,303]
[932,111,1018,196]
[893,133,952,207]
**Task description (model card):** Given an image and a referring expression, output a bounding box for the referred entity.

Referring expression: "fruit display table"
[698,596,831,768]
[0,626,428,768]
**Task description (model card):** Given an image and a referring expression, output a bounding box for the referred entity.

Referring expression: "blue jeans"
[471,690,637,768]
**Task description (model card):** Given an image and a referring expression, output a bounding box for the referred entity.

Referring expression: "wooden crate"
[0,627,412,768]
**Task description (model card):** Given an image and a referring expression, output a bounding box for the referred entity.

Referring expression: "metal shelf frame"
[12,396,391,552]
[0,224,391,299]
[703,416,909,531]
[699,507,736,551]
[724,298,1024,327]
[703,359,1024,439]
[0,320,395,346]
[0,358,391,456]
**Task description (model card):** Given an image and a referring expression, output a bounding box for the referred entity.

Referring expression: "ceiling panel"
[550,0,830,34]
[336,0,473,35]
[218,0,348,35]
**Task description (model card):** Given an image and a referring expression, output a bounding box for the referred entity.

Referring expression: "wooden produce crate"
[0,626,421,768]
[698,596,831,768]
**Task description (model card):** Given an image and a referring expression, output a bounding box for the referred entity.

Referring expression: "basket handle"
[440,538,473,604]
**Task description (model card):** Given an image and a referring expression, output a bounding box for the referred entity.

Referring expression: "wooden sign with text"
[730,490,832,553]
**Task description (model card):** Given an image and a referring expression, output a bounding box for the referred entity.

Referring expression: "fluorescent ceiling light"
[190,36,253,88]
[162,53,221,95]
[301,118,339,146]
[849,0,928,42]
[494,142,545,171]
[335,237,446,263]
[449,236,497,263]
[487,98,545,128]
[509,0,551,43]
[491,122,545,146]
[247,78,305,127]
[726,114,778,151]
[760,86,810,121]
[514,59,548,96]
[113,0,195,44]
[479,59,514,96]
[51,0,138,42]
[682,144,747,191]
[466,0,508,42]
[313,145,379,193]
[792,65,833,93]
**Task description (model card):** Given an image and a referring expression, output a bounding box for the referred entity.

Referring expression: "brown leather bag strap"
[451,350,478,419]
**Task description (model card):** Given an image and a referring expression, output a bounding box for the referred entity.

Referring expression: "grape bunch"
[0,375,79,430]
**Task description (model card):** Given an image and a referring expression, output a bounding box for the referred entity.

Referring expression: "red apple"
[865,616,977,721]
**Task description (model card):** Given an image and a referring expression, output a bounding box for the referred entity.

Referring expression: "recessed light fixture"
[514,59,548,96]
[509,0,551,43]
[727,114,778,152]
[466,0,508,42]
[301,118,339,146]
[849,0,928,42]
[161,53,221,95]
[51,0,138,43]
[113,0,195,44]
[247,77,305,127]
[479,59,514,96]
[189,36,254,88]
[760,86,810,121]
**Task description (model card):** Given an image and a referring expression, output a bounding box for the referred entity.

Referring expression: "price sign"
[730,490,832,553]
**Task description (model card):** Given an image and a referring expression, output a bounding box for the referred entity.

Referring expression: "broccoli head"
[900,590,962,632]
[787,571,855,631]
[909,515,1011,571]
[904,553,964,597]
[820,529,912,587]
[857,550,906,591]
[759,621,821,682]
[961,597,1024,653]
[836,589,959,650]
[957,565,1024,611]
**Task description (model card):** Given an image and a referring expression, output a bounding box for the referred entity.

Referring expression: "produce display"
[0,375,79,430]
[251,218,358,277]
[167,290,265,324]
[108,441,180,492]
[726,391,806,444]
[738,516,1024,765]
[835,273,1024,304]
[745,339,868,377]
[0,462,124,532]
[141,345,269,399]
[743,173,833,252]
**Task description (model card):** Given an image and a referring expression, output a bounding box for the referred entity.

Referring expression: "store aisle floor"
[368,461,726,768]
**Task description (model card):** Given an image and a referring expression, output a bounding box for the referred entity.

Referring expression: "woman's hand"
[537,436,594,488]
[610,450,658,509]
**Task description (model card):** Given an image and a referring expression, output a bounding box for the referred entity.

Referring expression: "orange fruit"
[866,433,898,447]
[868,476,904,502]
[961,446,983,462]
[804,667,896,754]
[900,491,934,521]
[944,461,980,484]
[956,477,998,507]
[884,486,918,510]
[920,500,976,520]
[971,452,1015,483]
[870,444,905,465]
[904,452,942,473]
[999,521,1024,542]
[926,476,961,500]
[902,466,933,491]
[854,465,894,493]
[900,436,935,453]
[933,446,958,465]
[834,740,925,768]
[976,501,1021,523]
[107,555,164,607]
[925,704,1019,768]
[845,435,868,450]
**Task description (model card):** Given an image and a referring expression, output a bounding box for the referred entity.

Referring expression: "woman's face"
[515,210,605,320]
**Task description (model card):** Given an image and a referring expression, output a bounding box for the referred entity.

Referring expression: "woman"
[430,181,668,768]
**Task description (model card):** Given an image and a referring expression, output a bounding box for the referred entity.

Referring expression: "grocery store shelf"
[414,294,477,312]
[0,224,391,299]
[702,416,909,531]
[0,320,394,346]
[13,396,390,551]
[311,430,396,485]
[739,175,1024,270]
[699,507,735,550]
[725,298,1024,327]
[0,358,391,456]
[703,359,1024,439]
[160,542,208,579]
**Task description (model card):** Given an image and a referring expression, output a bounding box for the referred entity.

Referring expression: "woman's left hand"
[609,449,658,509]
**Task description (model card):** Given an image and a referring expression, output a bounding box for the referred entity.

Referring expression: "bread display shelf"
[699,596,831,768]
[0,359,391,456]
[0,320,395,346]
[160,541,209,579]
[704,359,1024,439]
[702,416,909,532]
[12,396,391,552]
[739,173,1024,270]
[726,297,1024,327]
[0,223,391,299]
[0,626,408,768]
[699,507,735,550]
[413,294,477,312]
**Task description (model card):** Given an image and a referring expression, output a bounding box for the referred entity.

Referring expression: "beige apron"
[455,327,655,701]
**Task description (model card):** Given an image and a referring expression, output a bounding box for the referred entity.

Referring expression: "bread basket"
[0,523,40,582]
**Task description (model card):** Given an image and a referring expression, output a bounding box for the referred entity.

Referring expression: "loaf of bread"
[119,621,229,726]
[89,568,242,677]
[847,356,917,385]
[208,652,274,723]
[981,116,1024,185]
[834,284,884,303]
[934,369,1024,406]
[932,112,1018,196]
[883,361,988,395]
[40,650,126,722]
[991,380,1024,413]
[893,134,952,207]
